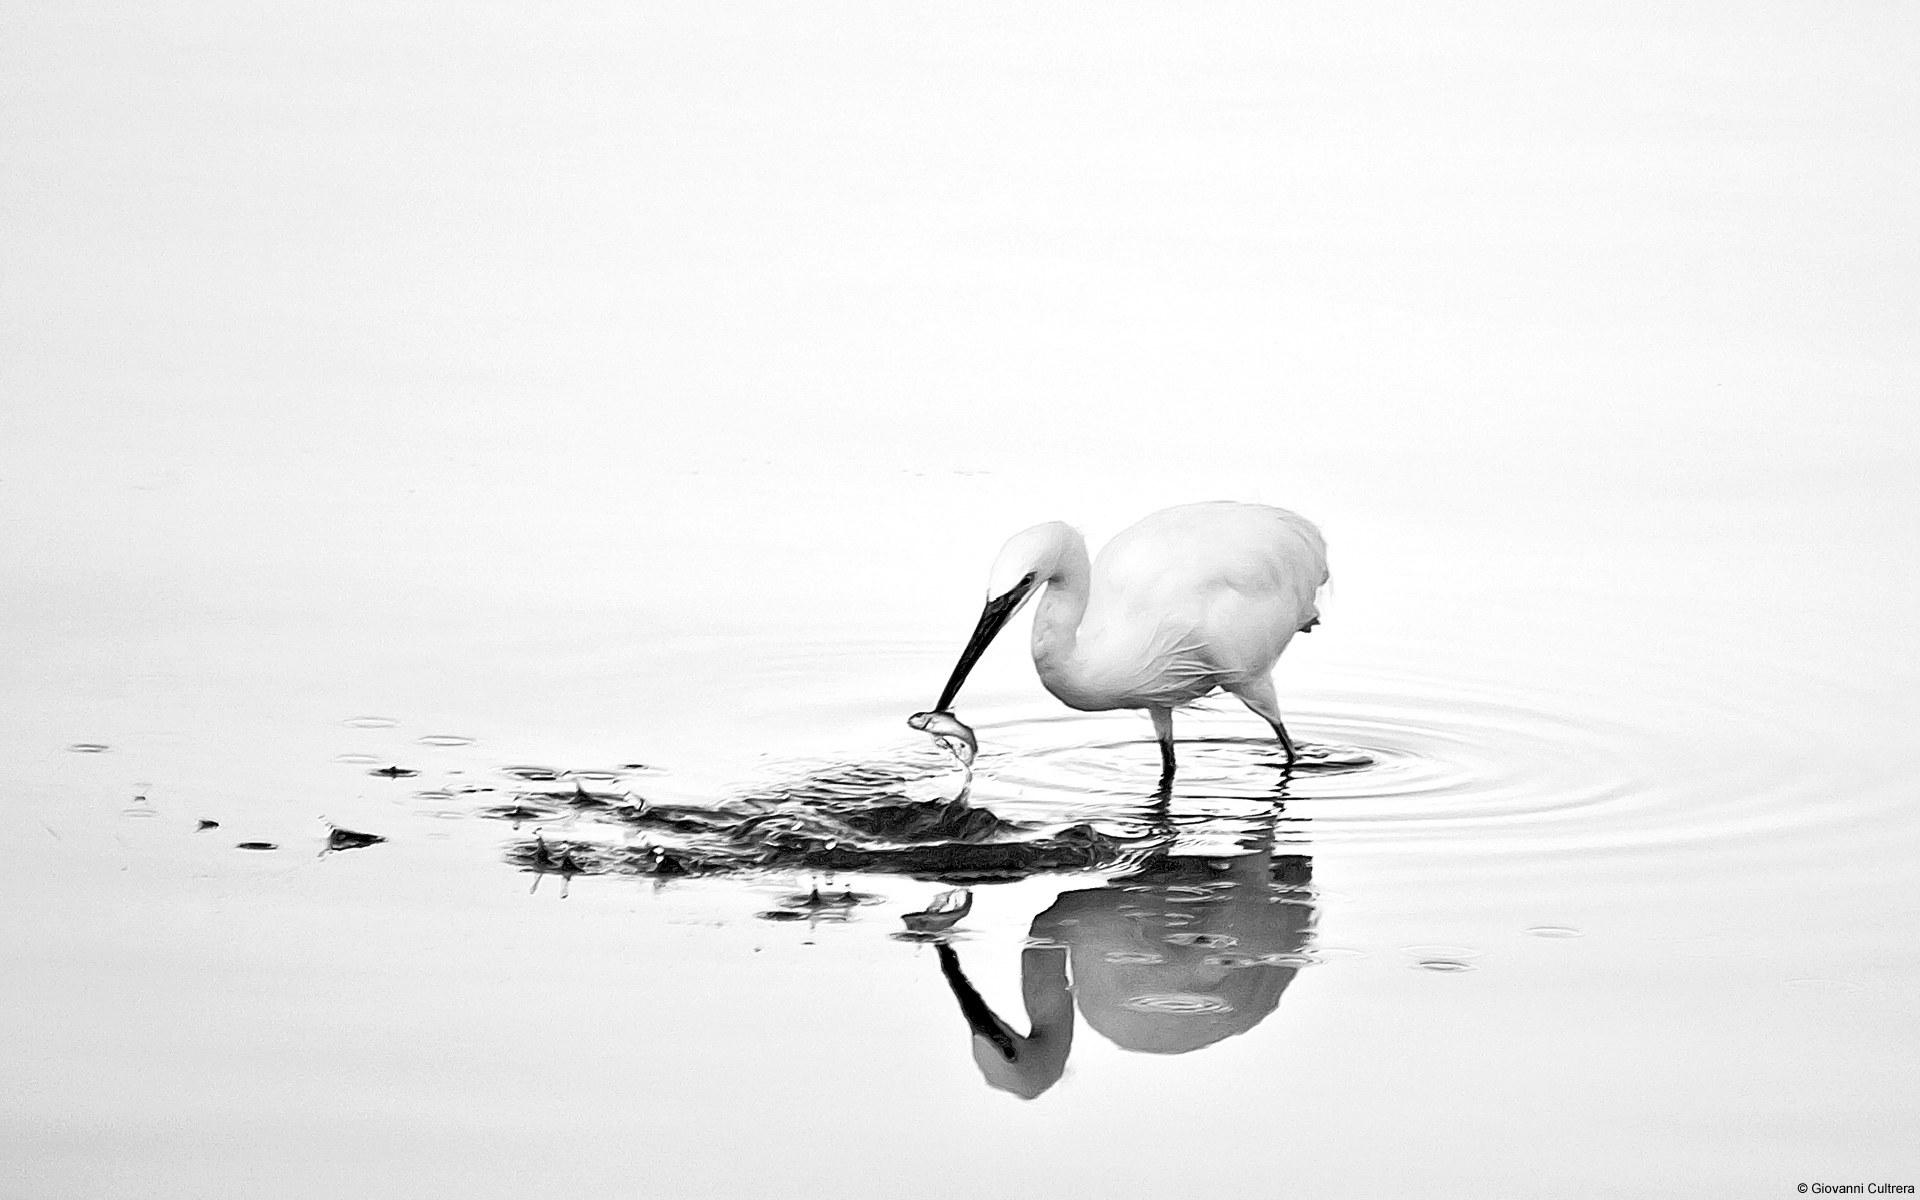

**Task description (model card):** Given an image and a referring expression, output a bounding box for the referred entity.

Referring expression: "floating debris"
[558,781,625,810]
[758,886,864,924]
[490,749,1152,892]
[647,847,692,876]
[196,819,220,831]
[779,887,870,911]
[369,765,419,778]
[515,831,600,898]
[235,841,278,851]
[478,799,560,828]
[325,824,387,853]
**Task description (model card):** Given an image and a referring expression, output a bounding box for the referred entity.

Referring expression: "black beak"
[934,573,1037,712]
[936,943,1019,1060]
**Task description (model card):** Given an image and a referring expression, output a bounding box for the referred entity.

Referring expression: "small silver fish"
[901,887,973,934]
[908,710,978,767]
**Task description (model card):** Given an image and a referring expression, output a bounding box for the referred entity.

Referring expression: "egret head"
[933,522,1076,712]
[986,520,1076,601]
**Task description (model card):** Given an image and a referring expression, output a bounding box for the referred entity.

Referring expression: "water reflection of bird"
[935,844,1315,1099]
[923,502,1327,786]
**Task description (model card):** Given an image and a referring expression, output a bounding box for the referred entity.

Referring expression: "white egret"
[913,501,1328,786]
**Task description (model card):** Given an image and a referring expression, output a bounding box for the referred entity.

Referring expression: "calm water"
[6,4,1918,1197]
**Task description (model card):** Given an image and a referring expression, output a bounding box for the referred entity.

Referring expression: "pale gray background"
[4,4,1916,1197]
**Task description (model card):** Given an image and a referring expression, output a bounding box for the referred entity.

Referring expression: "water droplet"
[417,734,475,748]
[1526,925,1583,939]
[334,753,379,764]
[342,716,399,729]
[1415,959,1477,973]
[67,742,111,753]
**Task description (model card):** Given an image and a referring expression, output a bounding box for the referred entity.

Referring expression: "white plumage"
[921,501,1328,783]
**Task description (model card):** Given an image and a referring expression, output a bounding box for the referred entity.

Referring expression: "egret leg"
[1230,677,1298,768]
[1150,707,1177,790]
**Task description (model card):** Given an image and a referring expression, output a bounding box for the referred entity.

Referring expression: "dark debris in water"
[780,887,877,910]
[735,794,1013,849]
[325,825,386,853]
[776,822,1122,883]
[498,755,1139,887]
[520,782,630,811]
[235,841,277,851]
[197,819,220,831]
[480,800,563,827]
[755,886,876,924]
[369,765,419,778]
[504,804,1124,886]
[507,832,603,876]
[499,765,566,782]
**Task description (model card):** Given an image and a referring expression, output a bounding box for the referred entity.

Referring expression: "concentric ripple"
[1121,993,1236,1016]
[434,647,1906,893]
[968,683,1644,850]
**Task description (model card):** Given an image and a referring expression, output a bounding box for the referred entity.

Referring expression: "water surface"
[5,3,1918,1197]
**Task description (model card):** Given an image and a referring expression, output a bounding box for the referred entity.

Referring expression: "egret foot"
[1275,724,1298,767]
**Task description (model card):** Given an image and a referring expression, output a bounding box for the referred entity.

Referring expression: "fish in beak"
[907,572,1038,764]
[907,709,978,766]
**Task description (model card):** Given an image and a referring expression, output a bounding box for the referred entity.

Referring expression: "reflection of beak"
[934,574,1037,711]
[936,943,1019,1058]
[935,940,1073,1100]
